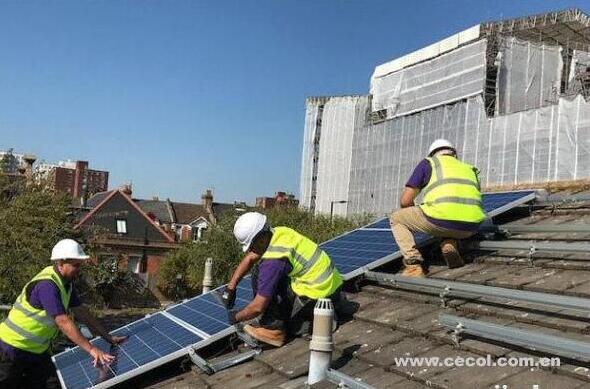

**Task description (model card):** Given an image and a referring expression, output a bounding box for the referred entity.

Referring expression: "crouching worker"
[222,212,343,347]
[0,239,126,389]
[390,139,486,277]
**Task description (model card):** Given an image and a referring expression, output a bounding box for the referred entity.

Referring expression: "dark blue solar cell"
[54,313,203,389]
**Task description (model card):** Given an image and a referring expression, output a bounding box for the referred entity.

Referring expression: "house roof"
[86,190,112,208]
[116,188,590,388]
[136,199,174,224]
[171,201,209,225]
[75,189,175,243]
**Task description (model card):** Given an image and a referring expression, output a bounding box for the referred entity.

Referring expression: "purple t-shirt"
[0,273,80,360]
[256,259,292,298]
[406,158,481,232]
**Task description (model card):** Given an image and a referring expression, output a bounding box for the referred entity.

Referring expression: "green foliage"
[157,206,372,299]
[0,177,79,303]
[263,206,373,244]
[158,224,242,299]
[79,257,146,308]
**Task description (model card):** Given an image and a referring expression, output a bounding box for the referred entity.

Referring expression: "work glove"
[227,309,238,325]
[221,287,236,309]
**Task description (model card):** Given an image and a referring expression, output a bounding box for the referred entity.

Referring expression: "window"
[116,219,127,234]
[127,256,141,273]
[193,226,207,242]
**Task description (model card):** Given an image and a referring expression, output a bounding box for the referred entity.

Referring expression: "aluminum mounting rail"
[365,271,590,312]
[482,224,590,235]
[470,239,590,255]
[326,369,379,389]
[439,314,590,363]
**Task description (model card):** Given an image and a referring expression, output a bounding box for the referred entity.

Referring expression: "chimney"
[23,154,36,181]
[120,183,133,196]
[202,189,216,224]
[73,161,89,198]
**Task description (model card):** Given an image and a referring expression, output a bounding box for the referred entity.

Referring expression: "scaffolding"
[300,9,590,217]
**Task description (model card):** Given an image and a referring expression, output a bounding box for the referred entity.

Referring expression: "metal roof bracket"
[439,285,451,308]
[189,347,261,375]
[451,322,464,347]
[527,242,537,267]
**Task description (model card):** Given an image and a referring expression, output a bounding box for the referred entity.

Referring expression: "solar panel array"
[54,190,537,388]
[323,190,537,279]
[54,278,252,389]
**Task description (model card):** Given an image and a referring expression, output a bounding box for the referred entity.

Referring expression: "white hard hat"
[428,139,456,157]
[51,239,89,261]
[233,212,268,252]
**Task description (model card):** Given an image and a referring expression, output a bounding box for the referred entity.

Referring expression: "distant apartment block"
[0,148,36,178]
[36,160,109,198]
[256,191,299,209]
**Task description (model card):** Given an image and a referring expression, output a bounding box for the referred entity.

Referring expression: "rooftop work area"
[73,187,590,389]
[300,8,590,217]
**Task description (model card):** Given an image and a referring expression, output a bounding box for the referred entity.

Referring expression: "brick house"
[77,187,240,289]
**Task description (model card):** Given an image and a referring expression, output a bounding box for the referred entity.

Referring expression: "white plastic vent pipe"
[307,298,334,385]
[202,257,213,294]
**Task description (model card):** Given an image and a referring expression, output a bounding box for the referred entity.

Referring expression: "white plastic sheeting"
[370,39,487,119]
[569,50,590,84]
[496,37,562,115]
[312,96,369,217]
[299,98,326,211]
[305,94,590,217]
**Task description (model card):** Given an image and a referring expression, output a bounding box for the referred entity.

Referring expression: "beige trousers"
[389,206,475,265]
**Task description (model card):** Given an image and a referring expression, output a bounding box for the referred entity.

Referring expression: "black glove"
[227,310,238,325]
[221,287,236,309]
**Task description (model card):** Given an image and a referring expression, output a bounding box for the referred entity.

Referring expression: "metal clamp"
[527,243,537,267]
[189,346,261,375]
[439,285,451,308]
[235,327,260,349]
[451,322,464,347]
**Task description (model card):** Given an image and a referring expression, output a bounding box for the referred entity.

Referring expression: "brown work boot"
[243,324,286,347]
[401,264,425,278]
[441,239,464,269]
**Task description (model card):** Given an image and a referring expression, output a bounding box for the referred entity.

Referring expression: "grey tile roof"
[136,200,174,224]
[86,190,113,208]
[133,192,590,389]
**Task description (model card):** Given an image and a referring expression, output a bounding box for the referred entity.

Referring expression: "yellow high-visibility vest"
[261,227,342,299]
[419,155,486,224]
[0,266,72,354]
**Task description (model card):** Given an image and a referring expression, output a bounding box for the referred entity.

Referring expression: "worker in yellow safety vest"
[221,212,343,347]
[390,139,486,278]
[0,239,126,389]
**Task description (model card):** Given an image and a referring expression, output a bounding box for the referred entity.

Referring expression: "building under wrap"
[299,9,590,217]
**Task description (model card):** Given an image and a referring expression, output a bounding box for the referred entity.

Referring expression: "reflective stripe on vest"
[0,266,72,354]
[261,227,342,299]
[419,155,486,224]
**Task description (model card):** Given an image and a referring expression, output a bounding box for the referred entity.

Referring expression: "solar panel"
[53,279,252,389]
[54,190,538,388]
[326,190,538,279]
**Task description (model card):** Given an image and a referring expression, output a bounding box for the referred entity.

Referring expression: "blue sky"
[1,1,587,203]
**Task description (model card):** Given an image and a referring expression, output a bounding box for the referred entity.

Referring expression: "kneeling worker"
[0,239,126,389]
[222,212,343,347]
[390,139,486,277]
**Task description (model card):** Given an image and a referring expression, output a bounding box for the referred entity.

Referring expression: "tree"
[157,223,242,298]
[0,177,78,303]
